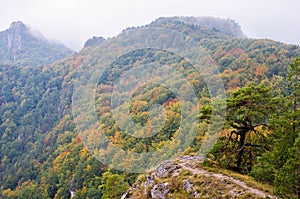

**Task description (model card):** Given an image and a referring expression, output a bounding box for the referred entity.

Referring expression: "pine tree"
[225,83,274,172]
[251,57,300,198]
[201,83,275,173]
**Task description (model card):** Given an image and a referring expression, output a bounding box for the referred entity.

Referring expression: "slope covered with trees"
[0,17,299,198]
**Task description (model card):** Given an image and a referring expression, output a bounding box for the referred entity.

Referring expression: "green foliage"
[101,171,130,199]
[251,57,300,198]
[0,59,76,191]
[202,83,274,173]
[0,17,300,198]
[274,138,299,197]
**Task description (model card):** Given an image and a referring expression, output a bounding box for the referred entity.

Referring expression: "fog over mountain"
[0,16,299,198]
[0,21,73,66]
[1,0,300,50]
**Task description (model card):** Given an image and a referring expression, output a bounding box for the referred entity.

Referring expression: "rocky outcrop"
[121,180,142,199]
[150,183,170,199]
[183,180,194,192]
[122,155,204,199]
[155,160,181,178]
[144,174,155,195]
[122,155,277,199]
[183,180,199,198]
[6,21,26,62]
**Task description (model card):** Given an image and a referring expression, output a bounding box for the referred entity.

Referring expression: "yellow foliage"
[2,189,18,197]
[80,147,89,159]
[85,164,92,172]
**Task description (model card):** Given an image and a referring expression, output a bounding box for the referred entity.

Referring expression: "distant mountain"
[150,16,246,39]
[0,21,74,66]
[83,36,105,48]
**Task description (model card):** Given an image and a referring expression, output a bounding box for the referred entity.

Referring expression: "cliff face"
[6,21,27,62]
[0,21,74,66]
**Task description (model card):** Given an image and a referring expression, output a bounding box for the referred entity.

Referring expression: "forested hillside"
[0,21,74,66]
[0,17,299,198]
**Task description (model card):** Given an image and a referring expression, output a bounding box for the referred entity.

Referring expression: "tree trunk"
[237,130,246,170]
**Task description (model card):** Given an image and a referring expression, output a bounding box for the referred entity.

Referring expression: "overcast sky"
[1,0,299,51]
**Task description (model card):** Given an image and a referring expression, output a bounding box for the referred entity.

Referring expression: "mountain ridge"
[0,16,298,198]
[0,21,74,66]
[150,16,246,39]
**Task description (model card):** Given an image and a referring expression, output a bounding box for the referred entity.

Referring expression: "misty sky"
[1,0,299,51]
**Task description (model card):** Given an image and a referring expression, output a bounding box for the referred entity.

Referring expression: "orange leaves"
[73,56,85,69]
[255,65,268,78]
[43,135,51,145]
[75,135,81,144]
[110,131,122,144]
[227,77,240,92]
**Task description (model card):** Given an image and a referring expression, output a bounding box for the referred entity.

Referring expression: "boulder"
[144,174,155,195]
[155,160,181,178]
[150,182,170,199]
